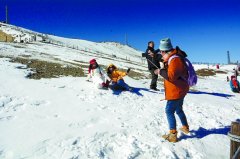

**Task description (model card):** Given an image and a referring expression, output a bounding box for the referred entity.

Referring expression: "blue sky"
[0,0,240,63]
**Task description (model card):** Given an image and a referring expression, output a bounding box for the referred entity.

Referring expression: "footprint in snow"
[0,115,14,121]
[0,96,12,107]
[97,104,108,110]
[30,100,48,107]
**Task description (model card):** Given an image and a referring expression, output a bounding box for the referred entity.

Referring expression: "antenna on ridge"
[125,33,128,46]
[227,51,230,64]
[5,5,9,24]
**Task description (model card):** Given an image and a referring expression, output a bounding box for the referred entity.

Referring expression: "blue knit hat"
[159,38,173,51]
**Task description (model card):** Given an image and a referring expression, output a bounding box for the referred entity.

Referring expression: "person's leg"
[165,100,177,131]
[149,69,158,89]
[175,98,188,127]
[109,82,118,90]
[232,88,238,93]
[163,100,178,142]
[238,87,240,93]
[117,79,130,90]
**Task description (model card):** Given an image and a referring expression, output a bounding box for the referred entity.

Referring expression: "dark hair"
[107,65,116,74]
[89,63,99,69]
[148,41,154,45]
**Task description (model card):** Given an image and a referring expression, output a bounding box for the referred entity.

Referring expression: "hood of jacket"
[163,46,187,63]
[107,64,117,70]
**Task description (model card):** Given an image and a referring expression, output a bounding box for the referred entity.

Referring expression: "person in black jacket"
[143,41,162,91]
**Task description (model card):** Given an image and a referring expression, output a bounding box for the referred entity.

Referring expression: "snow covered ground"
[0,30,240,158]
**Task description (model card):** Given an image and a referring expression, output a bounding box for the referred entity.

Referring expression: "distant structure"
[227,51,231,64]
[5,5,9,24]
[227,51,239,65]
[125,33,128,45]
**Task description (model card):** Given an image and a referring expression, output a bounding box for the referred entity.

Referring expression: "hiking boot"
[162,132,178,143]
[179,126,189,134]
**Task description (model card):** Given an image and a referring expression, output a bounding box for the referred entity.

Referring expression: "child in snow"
[106,64,132,91]
[86,59,110,89]
[230,75,240,93]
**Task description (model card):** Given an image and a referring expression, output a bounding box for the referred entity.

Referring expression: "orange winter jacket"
[107,64,127,83]
[163,49,189,100]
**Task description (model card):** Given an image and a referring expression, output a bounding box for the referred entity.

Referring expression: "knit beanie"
[89,59,96,65]
[88,59,97,73]
[159,38,173,51]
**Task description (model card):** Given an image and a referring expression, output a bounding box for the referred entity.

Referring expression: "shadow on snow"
[112,89,234,98]
[180,119,240,140]
[179,126,231,140]
[111,87,161,96]
[188,91,234,98]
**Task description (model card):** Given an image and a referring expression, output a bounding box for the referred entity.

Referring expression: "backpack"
[168,55,197,87]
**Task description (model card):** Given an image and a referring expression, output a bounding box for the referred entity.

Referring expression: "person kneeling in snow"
[230,75,240,93]
[86,59,110,89]
[106,64,132,91]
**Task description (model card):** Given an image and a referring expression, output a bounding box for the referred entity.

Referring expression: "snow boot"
[179,125,189,134]
[162,131,178,143]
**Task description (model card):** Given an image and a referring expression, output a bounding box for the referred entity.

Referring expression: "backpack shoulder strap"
[168,54,189,82]
[168,54,188,70]
[168,55,179,65]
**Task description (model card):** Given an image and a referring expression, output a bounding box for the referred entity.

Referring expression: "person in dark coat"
[143,41,162,91]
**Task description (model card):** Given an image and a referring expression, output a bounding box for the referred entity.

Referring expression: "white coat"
[87,66,109,88]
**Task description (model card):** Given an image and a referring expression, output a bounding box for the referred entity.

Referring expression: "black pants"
[149,69,158,89]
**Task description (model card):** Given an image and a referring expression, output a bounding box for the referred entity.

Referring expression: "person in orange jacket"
[158,38,189,142]
[106,64,132,91]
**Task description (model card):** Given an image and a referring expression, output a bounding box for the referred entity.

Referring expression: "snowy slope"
[0,53,239,159]
[0,23,142,63]
[0,24,240,159]
[48,35,141,60]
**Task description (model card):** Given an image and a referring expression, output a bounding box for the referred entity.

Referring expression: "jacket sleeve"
[142,52,146,57]
[156,53,163,62]
[100,67,111,81]
[154,49,160,54]
[86,71,92,81]
[145,49,151,59]
[160,69,168,80]
[146,49,161,61]
[116,70,127,78]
